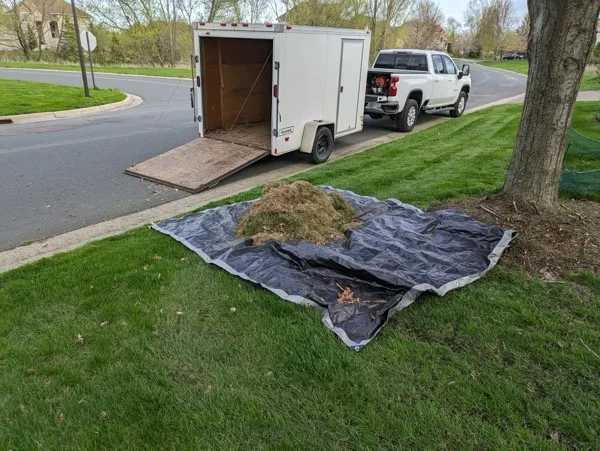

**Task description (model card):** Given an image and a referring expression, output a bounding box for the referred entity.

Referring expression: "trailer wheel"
[396,99,419,132]
[310,127,333,164]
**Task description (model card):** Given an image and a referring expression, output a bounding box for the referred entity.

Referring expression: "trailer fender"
[299,121,335,154]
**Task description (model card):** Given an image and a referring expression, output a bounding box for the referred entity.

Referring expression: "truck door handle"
[340,86,344,93]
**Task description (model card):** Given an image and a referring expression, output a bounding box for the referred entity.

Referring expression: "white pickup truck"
[364,49,471,132]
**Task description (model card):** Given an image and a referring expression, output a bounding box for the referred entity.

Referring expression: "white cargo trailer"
[126,23,371,193]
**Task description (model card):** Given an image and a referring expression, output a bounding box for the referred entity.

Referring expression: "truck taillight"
[389,76,399,96]
[196,75,200,87]
[273,84,278,97]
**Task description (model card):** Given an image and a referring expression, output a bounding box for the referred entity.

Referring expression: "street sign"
[80,31,97,52]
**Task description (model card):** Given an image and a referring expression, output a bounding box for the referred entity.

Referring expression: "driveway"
[0,63,526,251]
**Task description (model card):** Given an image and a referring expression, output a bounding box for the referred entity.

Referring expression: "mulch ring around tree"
[432,197,600,280]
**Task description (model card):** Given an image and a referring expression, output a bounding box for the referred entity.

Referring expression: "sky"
[439,0,528,25]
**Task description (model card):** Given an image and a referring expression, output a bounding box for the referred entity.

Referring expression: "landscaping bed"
[435,198,600,278]
[0,79,126,116]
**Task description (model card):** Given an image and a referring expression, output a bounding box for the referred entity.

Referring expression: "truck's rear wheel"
[396,99,419,132]
[309,127,333,164]
[450,91,467,117]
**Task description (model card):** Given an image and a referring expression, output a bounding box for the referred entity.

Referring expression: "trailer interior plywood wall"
[201,37,273,132]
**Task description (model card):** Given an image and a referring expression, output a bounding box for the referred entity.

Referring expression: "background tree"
[57,15,78,61]
[445,16,461,54]
[403,0,443,50]
[501,0,600,210]
[1,0,37,59]
[491,0,515,57]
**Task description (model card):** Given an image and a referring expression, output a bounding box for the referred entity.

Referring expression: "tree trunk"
[502,0,600,210]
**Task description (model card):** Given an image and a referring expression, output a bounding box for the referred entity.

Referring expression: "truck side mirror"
[462,64,470,76]
[458,71,464,79]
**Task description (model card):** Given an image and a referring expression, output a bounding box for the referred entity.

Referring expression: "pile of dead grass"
[236,181,359,244]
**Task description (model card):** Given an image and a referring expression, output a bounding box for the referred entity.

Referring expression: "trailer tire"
[369,114,383,120]
[450,91,467,118]
[396,99,419,132]
[309,127,333,164]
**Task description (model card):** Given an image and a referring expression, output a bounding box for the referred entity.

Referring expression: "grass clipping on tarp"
[236,181,360,244]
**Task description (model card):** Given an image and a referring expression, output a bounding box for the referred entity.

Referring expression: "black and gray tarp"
[154,187,515,350]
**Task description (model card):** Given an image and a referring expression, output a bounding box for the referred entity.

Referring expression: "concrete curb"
[0,97,518,274]
[0,66,188,81]
[0,93,143,124]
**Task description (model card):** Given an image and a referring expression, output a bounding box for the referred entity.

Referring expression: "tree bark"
[502,0,600,210]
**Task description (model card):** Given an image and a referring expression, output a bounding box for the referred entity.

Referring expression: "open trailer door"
[125,138,268,193]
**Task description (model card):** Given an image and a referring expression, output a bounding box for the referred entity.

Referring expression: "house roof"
[22,0,89,18]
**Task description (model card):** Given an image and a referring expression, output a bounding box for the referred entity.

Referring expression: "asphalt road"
[0,63,526,251]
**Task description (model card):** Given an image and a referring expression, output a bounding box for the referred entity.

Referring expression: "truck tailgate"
[125,138,269,193]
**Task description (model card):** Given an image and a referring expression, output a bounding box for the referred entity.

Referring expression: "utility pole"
[70,0,89,97]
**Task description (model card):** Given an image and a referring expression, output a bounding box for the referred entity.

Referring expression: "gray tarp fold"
[154,187,515,350]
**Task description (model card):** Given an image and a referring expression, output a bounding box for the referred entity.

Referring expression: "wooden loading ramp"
[125,138,269,194]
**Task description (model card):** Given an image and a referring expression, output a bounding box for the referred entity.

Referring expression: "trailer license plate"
[279,126,294,136]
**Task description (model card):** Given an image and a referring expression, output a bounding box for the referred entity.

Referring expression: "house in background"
[0,0,89,52]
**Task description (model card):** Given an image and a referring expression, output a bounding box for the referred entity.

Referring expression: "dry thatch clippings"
[230,307,237,313]
[235,181,360,245]
[100,321,109,327]
[180,257,187,262]
[152,255,162,260]
[75,334,84,345]
[56,412,65,421]
[336,283,361,304]
[100,411,108,419]
[143,265,149,271]
[550,430,561,443]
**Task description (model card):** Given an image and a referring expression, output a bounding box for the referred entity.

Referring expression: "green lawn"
[0,61,189,78]
[479,59,600,91]
[570,101,600,140]
[0,79,126,116]
[2,104,599,449]
[564,101,600,171]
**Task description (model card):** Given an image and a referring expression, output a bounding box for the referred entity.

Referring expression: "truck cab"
[364,49,471,132]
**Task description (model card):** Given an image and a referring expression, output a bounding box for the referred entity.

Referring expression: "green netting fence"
[560,127,600,199]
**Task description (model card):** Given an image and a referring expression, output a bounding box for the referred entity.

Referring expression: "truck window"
[442,55,457,74]
[432,55,445,74]
[374,53,428,71]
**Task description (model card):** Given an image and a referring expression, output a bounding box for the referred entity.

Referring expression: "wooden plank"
[125,138,269,194]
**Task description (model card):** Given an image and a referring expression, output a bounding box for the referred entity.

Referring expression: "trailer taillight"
[198,21,205,26]
[220,22,226,26]
[265,22,273,27]
[231,22,237,26]
[196,75,200,87]
[286,25,292,29]
[242,23,248,27]
[273,84,278,98]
